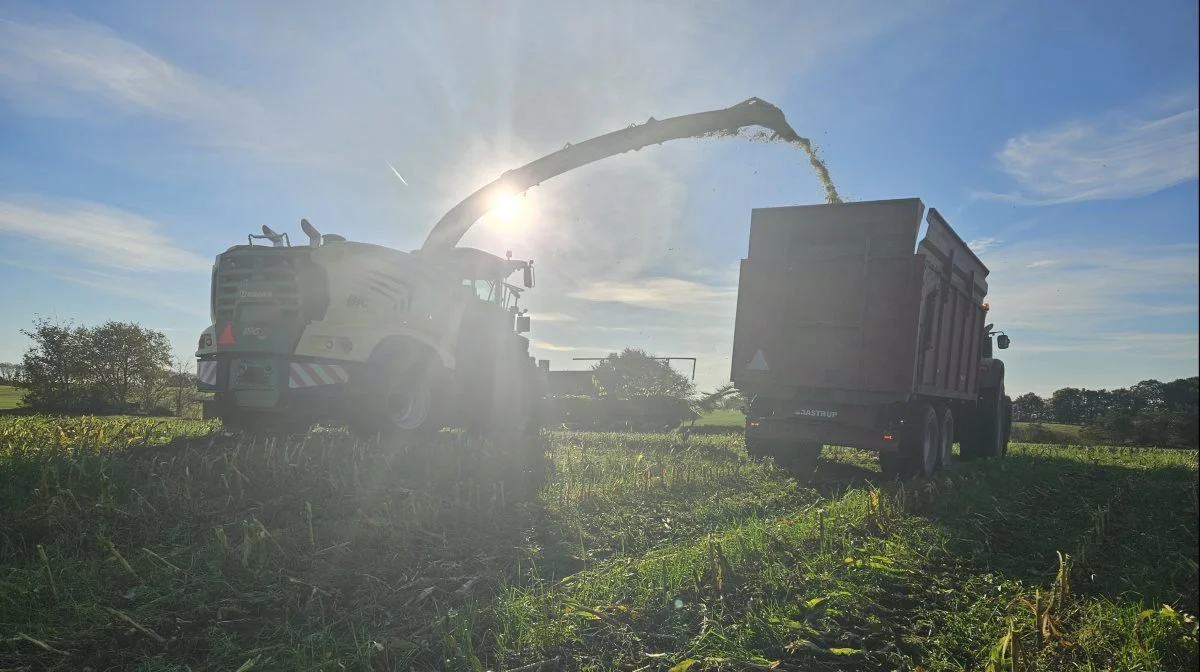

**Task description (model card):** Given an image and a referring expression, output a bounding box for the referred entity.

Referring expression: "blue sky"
[1,0,1196,397]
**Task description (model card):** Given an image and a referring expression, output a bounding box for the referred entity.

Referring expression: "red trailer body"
[730,198,1011,477]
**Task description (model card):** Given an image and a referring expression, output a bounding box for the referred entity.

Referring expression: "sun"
[492,192,523,223]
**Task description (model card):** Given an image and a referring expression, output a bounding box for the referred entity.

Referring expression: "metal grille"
[214,252,303,321]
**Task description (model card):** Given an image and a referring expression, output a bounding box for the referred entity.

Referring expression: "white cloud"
[529,339,579,352]
[0,14,301,163]
[0,197,210,273]
[568,277,738,313]
[984,240,1198,357]
[980,97,1199,205]
[967,237,1002,254]
[531,312,576,323]
[1015,332,1198,355]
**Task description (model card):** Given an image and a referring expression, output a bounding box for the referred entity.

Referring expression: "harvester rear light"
[883,433,895,441]
[747,419,760,428]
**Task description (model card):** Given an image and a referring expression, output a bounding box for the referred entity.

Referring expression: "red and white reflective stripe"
[288,362,349,389]
[197,360,218,387]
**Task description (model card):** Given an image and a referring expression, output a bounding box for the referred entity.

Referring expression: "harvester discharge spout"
[419,97,805,253]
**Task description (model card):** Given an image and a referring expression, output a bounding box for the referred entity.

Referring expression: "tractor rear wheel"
[961,384,1007,460]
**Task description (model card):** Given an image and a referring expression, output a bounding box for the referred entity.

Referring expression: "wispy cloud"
[0,197,209,272]
[1016,331,1198,356]
[0,13,302,162]
[0,256,209,320]
[568,277,737,313]
[977,95,1199,205]
[532,312,576,323]
[984,239,1198,341]
[966,237,1001,254]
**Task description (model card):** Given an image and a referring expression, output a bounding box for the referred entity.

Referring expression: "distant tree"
[0,362,23,384]
[170,357,200,417]
[1162,377,1198,411]
[17,317,173,414]
[18,318,90,411]
[1130,379,1165,412]
[85,321,172,411]
[1074,376,1198,448]
[1012,392,1046,422]
[590,348,696,400]
[1050,387,1086,425]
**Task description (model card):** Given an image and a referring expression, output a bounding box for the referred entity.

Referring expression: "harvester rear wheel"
[352,354,449,439]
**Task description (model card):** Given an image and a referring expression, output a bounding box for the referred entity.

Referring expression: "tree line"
[1012,377,1199,448]
[13,318,196,415]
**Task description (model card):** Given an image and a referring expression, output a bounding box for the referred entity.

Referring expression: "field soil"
[0,416,1196,671]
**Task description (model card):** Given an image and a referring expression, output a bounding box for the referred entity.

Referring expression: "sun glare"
[492,192,523,223]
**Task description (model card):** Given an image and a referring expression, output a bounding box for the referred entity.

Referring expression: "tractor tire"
[960,384,1006,460]
[881,401,938,479]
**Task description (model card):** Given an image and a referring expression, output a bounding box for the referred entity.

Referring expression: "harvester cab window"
[463,278,507,305]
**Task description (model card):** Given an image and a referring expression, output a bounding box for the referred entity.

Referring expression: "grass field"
[0,385,21,410]
[0,416,1195,671]
[692,408,745,427]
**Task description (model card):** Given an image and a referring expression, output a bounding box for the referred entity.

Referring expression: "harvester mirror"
[516,315,531,333]
[997,334,1010,350]
[523,264,534,288]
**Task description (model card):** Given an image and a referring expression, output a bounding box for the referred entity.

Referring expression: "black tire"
[776,442,822,482]
[1002,395,1013,455]
[746,436,822,482]
[745,435,775,460]
[936,404,955,469]
[961,384,1006,460]
[881,401,938,479]
[352,354,449,438]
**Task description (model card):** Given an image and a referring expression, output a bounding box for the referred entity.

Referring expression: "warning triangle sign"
[747,349,769,371]
[217,323,236,346]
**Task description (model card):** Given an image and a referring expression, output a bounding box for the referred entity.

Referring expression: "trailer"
[730,198,1012,479]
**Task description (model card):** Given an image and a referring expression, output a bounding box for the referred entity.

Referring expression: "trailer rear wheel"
[881,401,938,479]
[776,442,822,482]
[936,405,954,469]
[745,437,822,482]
